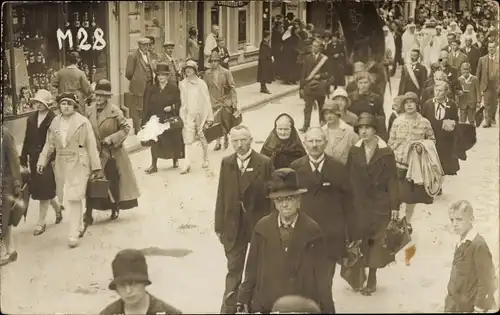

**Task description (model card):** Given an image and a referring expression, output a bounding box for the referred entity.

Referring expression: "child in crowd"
[388,95,403,134]
[444,200,497,313]
[457,62,481,125]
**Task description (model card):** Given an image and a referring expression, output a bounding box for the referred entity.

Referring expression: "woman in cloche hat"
[99,249,182,315]
[142,63,185,174]
[82,79,140,237]
[20,89,64,236]
[346,112,400,296]
[36,92,103,248]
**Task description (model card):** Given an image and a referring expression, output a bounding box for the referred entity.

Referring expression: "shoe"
[33,224,46,236]
[214,143,222,151]
[145,165,158,174]
[55,211,63,224]
[360,285,376,296]
[202,159,209,169]
[68,238,79,248]
[110,209,119,220]
[173,159,179,168]
[0,251,18,267]
[180,165,191,175]
[260,89,271,94]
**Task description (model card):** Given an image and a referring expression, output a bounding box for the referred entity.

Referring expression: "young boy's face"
[461,67,470,77]
[449,210,473,236]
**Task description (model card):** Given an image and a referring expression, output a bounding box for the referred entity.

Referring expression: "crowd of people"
[1,3,498,314]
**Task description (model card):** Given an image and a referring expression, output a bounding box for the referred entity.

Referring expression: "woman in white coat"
[37,92,103,248]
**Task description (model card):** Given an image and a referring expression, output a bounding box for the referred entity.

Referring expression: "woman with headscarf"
[401,23,419,63]
[460,25,478,48]
[37,92,103,248]
[20,89,64,236]
[260,113,306,169]
[82,79,140,235]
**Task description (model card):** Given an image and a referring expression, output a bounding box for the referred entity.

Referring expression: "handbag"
[203,123,224,143]
[383,217,412,255]
[87,178,110,199]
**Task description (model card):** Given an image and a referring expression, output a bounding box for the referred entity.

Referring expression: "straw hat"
[30,89,53,109]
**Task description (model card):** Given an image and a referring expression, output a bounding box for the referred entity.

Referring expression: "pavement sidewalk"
[122,82,299,153]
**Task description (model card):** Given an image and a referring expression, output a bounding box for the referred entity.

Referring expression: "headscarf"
[460,24,478,48]
[260,113,306,169]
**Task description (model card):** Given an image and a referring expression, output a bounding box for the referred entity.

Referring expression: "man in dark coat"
[290,127,357,282]
[257,30,274,94]
[214,125,274,314]
[299,39,330,132]
[323,32,346,89]
[237,168,335,314]
[462,37,481,75]
[398,49,427,98]
[438,50,460,95]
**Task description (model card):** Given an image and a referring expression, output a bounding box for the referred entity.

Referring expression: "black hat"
[268,168,307,199]
[272,295,321,313]
[94,79,113,96]
[56,92,79,105]
[354,112,378,133]
[108,249,151,290]
[155,62,171,75]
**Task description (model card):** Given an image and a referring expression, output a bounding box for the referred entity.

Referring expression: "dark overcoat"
[237,212,335,314]
[324,41,346,86]
[281,34,300,82]
[144,82,185,160]
[99,293,182,315]
[346,138,400,268]
[214,151,274,251]
[421,98,460,175]
[398,63,428,97]
[290,155,357,262]
[1,127,23,236]
[20,110,57,200]
[257,40,274,84]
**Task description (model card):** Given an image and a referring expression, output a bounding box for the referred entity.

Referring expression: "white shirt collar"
[237,150,252,171]
[237,149,252,162]
[309,153,325,172]
[278,213,299,228]
[457,226,478,247]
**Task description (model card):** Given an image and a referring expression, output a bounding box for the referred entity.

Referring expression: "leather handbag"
[162,116,184,130]
[87,178,110,199]
[203,123,224,143]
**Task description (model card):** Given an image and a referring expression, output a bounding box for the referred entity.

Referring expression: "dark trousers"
[128,94,145,134]
[484,86,499,124]
[303,94,326,128]
[221,230,249,314]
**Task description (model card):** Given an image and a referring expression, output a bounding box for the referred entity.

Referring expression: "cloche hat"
[108,249,151,290]
[267,168,307,199]
[30,89,53,109]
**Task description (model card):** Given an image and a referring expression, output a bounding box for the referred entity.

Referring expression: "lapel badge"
[322,182,331,186]
[246,168,254,172]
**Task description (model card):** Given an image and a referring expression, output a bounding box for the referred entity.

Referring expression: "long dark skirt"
[397,168,433,204]
[361,214,395,269]
[436,131,460,175]
[28,153,56,200]
[152,129,185,160]
[86,159,138,211]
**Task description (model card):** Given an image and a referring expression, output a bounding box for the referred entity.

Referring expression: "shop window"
[144,1,166,54]
[3,2,109,117]
[211,5,220,26]
[238,8,248,45]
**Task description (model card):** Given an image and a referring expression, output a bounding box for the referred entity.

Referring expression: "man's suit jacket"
[125,49,154,96]
[290,155,357,261]
[448,50,468,71]
[214,150,274,251]
[457,75,481,109]
[300,53,330,97]
[203,66,237,110]
[52,65,92,110]
[476,54,500,92]
[462,46,481,75]
[398,62,427,96]
[211,46,230,69]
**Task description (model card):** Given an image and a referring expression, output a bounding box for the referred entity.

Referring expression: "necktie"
[312,161,322,178]
[435,101,446,120]
[239,156,251,174]
[280,224,293,251]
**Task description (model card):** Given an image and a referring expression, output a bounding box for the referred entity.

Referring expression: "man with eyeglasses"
[214,125,274,314]
[237,168,335,314]
[290,127,357,285]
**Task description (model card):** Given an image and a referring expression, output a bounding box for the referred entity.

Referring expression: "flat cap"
[137,37,151,45]
[163,41,175,47]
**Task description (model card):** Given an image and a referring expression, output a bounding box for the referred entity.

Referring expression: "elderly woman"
[82,79,140,235]
[388,92,436,225]
[347,112,400,296]
[37,92,102,248]
[421,70,455,108]
[321,99,359,165]
[20,89,64,236]
[0,127,23,266]
[421,81,460,186]
[143,63,185,174]
[260,113,306,169]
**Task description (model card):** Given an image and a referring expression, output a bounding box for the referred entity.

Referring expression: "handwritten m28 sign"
[56,28,106,51]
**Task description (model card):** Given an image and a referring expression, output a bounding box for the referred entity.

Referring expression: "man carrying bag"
[299,40,330,133]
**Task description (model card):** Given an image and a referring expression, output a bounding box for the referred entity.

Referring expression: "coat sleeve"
[337,163,358,242]
[37,122,56,168]
[423,119,436,142]
[179,81,187,123]
[474,78,481,104]
[226,70,238,108]
[237,231,260,307]
[313,235,336,314]
[476,58,482,83]
[201,80,214,122]
[214,159,226,234]
[107,108,131,148]
[125,54,136,81]
[85,121,102,171]
[80,73,92,97]
[387,151,401,211]
[473,241,497,310]
[20,118,31,167]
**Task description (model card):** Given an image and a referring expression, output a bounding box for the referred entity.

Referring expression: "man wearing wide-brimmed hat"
[203,51,239,151]
[158,40,180,84]
[178,59,214,174]
[237,168,335,314]
[125,37,155,134]
[99,249,182,315]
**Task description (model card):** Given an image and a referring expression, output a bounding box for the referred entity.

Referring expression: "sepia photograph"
[1,0,499,313]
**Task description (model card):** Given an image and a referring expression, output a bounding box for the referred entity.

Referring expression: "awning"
[215,1,250,8]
